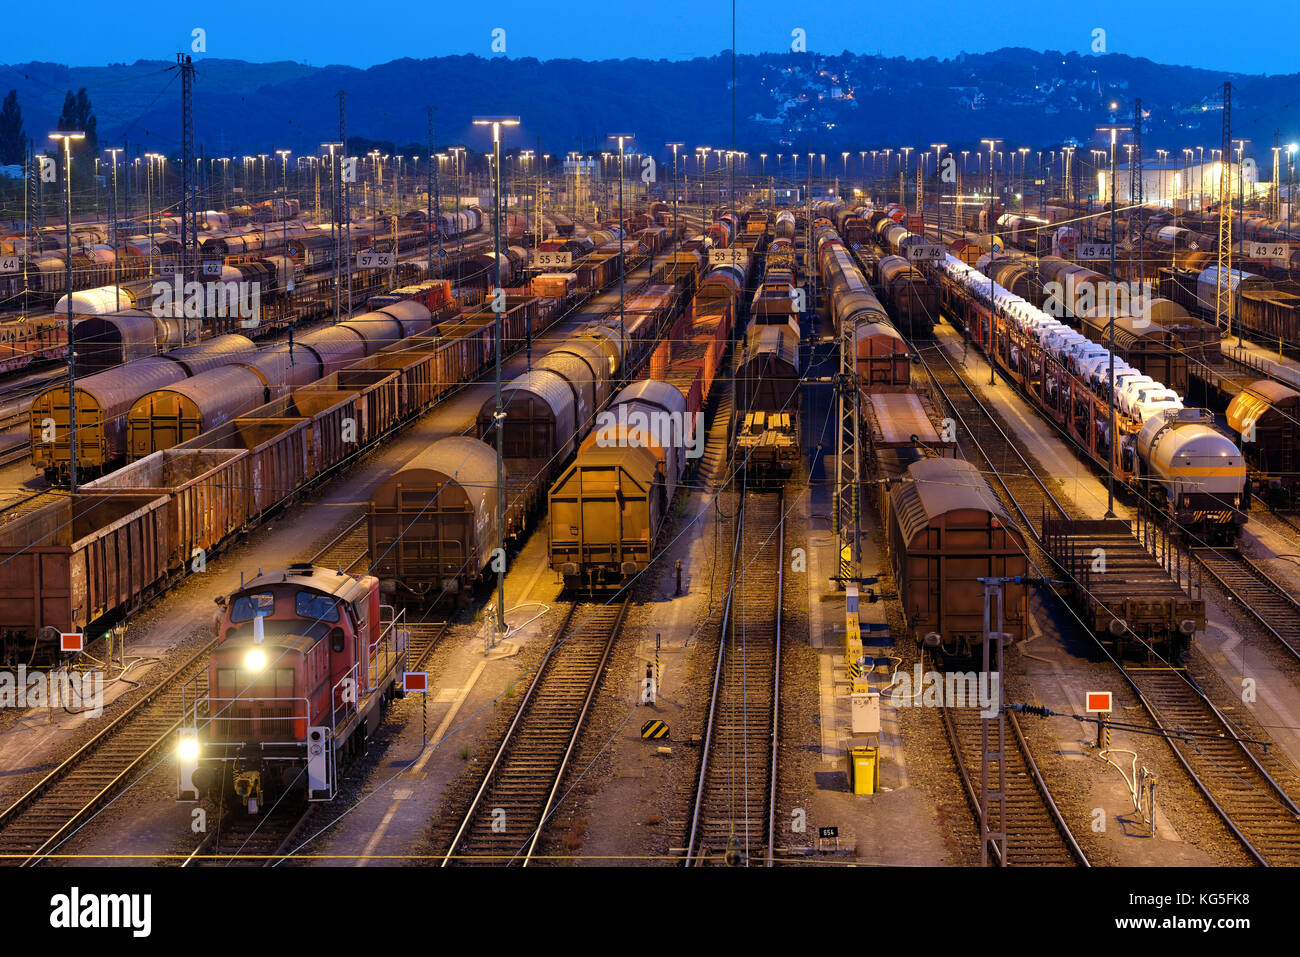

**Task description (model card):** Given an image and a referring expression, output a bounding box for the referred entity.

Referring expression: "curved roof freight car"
[534,338,614,430]
[549,443,664,589]
[586,378,692,505]
[1226,379,1300,505]
[369,436,508,600]
[887,457,1027,659]
[477,368,578,462]
[30,333,259,480]
[125,345,327,460]
[820,241,909,390]
[877,255,937,339]
[737,323,800,415]
[70,311,201,376]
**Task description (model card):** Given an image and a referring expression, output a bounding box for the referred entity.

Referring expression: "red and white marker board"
[403,672,428,694]
[1086,691,1112,713]
[60,632,84,653]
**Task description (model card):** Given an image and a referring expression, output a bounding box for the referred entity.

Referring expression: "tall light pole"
[145,152,160,275]
[608,134,634,347]
[104,147,122,311]
[1098,123,1130,516]
[275,149,291,213]
[981,138,1001,385]
[51,131,85,491]
[450,146,465,288]
[931,143,947,231]
[472,116,519,640]
[322,142,343,322]
[1198,146,1205,209]
[667,142,683,241]
[1018,147,1029,210]
[900,147,913,212]
[1289,144,1296,240]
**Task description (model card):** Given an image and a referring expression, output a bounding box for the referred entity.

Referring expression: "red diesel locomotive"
[178,563,407,813]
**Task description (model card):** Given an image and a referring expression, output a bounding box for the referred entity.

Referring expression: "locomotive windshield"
[296,591,340,622]
[229,592,275,622]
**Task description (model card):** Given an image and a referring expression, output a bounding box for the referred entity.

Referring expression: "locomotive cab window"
[296,591,339,623]
[229,592,275,622]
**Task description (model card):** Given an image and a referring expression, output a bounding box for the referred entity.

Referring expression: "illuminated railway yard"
[1,2,1297,943]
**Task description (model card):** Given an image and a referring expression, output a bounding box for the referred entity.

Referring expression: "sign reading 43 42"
[1248,241,1290,261]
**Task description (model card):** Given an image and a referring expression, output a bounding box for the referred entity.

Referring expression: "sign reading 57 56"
[356,251,394,269]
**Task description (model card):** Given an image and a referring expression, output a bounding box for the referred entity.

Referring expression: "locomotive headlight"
[244,649,267,672]
[178,736,200,762]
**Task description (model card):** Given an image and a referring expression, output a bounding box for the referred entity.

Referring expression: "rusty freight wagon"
[886,457,1027,660]
[369,436,516,601]
[548,444,664,590]
[83,447,255,571]
[0,492,170,663]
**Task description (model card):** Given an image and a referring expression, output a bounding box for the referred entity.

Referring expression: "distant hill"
[0,49,1292,161]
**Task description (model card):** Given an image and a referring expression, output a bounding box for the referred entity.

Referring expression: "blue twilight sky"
[3,0,1292,74]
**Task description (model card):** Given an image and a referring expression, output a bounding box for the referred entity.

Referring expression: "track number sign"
[356,251,394,269]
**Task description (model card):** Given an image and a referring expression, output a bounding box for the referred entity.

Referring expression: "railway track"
[182,800,315,867]
[915,321,1300,866]
[911,335,1068,534]
[684,489,783,866]
[311,512,370,575]
[1192,548,1300,663]
[0,647,213,865]
[941,704,1088,865]
[1126,667,1300,865]
[0,509,412,866]
[440,599,628,866]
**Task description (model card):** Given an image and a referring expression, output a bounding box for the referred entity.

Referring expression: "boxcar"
[549,444,664,589]
[0,493,170,661]
[369,436,504,601]
[1226,378,1300,505]
[887,457,1027,659]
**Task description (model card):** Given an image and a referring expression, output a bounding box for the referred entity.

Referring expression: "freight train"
[549,294,729,589]
[0,276,559,663]
[30,283,464,483]
[369,266,694,601]
[937,251,1248,543]
[546,221,738,590]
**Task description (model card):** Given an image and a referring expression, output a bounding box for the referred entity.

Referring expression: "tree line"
[0,88,100,169]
